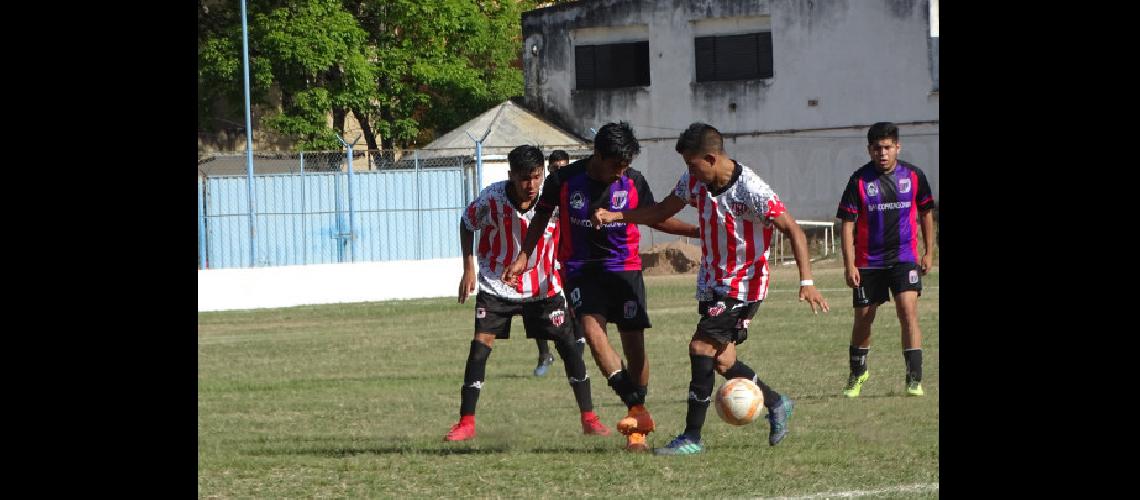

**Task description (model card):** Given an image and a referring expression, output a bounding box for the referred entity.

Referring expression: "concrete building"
[521,0,939,239]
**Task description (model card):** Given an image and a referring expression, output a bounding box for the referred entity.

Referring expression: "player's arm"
[458,222,477,303]
[771,212,829,314]
[918,208,935,275]
[649,216,700,239]
[501,209,553,284]
[840,220,859,288]
[593,194,686,227]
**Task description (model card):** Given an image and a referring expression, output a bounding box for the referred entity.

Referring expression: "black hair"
[674,122,724,155]
[508,145,545,175]
[548,149,570,163]
[867,122,900,144]
[593,122,640,163]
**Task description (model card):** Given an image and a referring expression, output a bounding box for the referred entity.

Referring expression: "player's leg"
[655,330,719,455]
[845,268,887,397]
[892,263,925,396]
[523,295,610,436]
[610,271,656,451]
[444,295,516,442]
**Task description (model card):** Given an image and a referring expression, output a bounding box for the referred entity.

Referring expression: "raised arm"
[771,212,829,314]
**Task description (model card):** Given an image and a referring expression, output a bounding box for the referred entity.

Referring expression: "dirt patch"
[639,239,702,275]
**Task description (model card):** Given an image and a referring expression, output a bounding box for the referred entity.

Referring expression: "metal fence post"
[240,0,257,268]
[414,149,423,259]
[198,175,208,270]
[337,135,363,262]
[300,151,307,265]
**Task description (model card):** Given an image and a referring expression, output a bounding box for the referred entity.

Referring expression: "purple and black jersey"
[836,161,934,268]
[535,158,656,278]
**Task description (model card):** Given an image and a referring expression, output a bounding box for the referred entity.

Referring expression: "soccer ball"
[714,377,765,425]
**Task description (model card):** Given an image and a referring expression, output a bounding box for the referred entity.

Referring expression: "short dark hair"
[675,122,724,155]
[548,149,569,163]
[508,145,545,175]
[867,122,899,144]
[593,122,640,163]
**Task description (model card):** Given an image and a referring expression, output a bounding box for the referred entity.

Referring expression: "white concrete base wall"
[198,259,462,312]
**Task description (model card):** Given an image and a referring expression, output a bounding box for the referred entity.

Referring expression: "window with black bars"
[695,32,773,82]
[574,41,650,89]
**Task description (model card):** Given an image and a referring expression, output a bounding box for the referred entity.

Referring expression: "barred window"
[694,32,773,82]
[574,41,650,89]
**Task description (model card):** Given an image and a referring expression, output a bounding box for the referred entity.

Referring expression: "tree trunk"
[352,108,379,151]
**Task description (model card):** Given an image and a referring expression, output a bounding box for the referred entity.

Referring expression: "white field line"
[760,482,939,499]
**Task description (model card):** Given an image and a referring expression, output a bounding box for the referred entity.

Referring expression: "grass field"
[198,260,938,498]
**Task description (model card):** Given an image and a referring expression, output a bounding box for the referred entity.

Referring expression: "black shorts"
[564,270,652,331]
[473,293,573,341]
[698,294,761,345]
[853,262,923,307]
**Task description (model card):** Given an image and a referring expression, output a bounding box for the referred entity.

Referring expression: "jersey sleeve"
[461,189,490,231]
[915,168,934,211]
[748,181,785,221]
[630,169,656,206]
[535,171,562,214]
[836,173,861,221]
[672,173,697,206]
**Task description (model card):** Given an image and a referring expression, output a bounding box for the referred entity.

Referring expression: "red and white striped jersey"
[673,161,787,302]
[461,181,562,301]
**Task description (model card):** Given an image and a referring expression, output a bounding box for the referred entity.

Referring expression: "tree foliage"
[199,0,541,151]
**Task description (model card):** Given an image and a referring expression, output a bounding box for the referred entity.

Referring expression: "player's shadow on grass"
[238,437,620,457]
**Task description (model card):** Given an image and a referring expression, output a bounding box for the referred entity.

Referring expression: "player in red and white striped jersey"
[444,145,610,442]
[593,123,828,453]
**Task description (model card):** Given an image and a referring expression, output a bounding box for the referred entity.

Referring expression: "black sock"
[849,345,869,376]
[725,360,781,409]
[904,348,922,383]
[460,340,492,416]
[536,339,550,358]
[606,369,643,408]
[553,336,592,412]
[683,354,716,441]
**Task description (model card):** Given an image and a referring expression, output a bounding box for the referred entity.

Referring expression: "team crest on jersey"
[623,300,638,319]
[909,269,919,284]
[866,182,879,197]
[476,307,486,319]
[570,191,585,210]
[730,201,748,216]
[550,309,565,327]
[898,178,912,193]
[611,190,629,209]
[708,301,726,317]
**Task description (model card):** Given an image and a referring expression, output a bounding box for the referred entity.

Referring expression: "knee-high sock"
[553,335,593,412]
[459,340,492,416]
[683,354,716,440]
[724,360,781,409]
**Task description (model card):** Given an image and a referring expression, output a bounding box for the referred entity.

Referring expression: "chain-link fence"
[198,146,588,270]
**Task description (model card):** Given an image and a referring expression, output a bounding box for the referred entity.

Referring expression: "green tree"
[199,0,541,152]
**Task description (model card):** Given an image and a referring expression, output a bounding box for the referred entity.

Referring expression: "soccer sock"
[536,339,550,358]
[459,340,492,416]
[850,345,870,376]
[606,369,644,408]
[553,335,593,412]
[683,354,716,441]
[725,360,781,409]
[904,348,923,383]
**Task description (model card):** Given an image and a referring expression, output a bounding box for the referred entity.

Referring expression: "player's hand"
[844,266,861,288]
[920,254,933,275]
[458,269,476,303]
[501,253,530,286]
[592,208,617,229]
[799,285,830,314]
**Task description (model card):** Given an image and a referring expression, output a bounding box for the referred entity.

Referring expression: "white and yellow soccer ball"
[714,378,765,425]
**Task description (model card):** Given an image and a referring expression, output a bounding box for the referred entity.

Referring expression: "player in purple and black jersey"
[836,122,935,398]
[503,122,699,452]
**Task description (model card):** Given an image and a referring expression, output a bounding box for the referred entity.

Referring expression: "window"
[574,41,650,89]
[694,32,773,82]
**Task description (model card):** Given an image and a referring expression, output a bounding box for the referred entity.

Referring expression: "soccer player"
[502,122,700,452]
[531,149,574,377]
[443,145,611,442]
[592,122,830,455]
[836,122,935,398]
